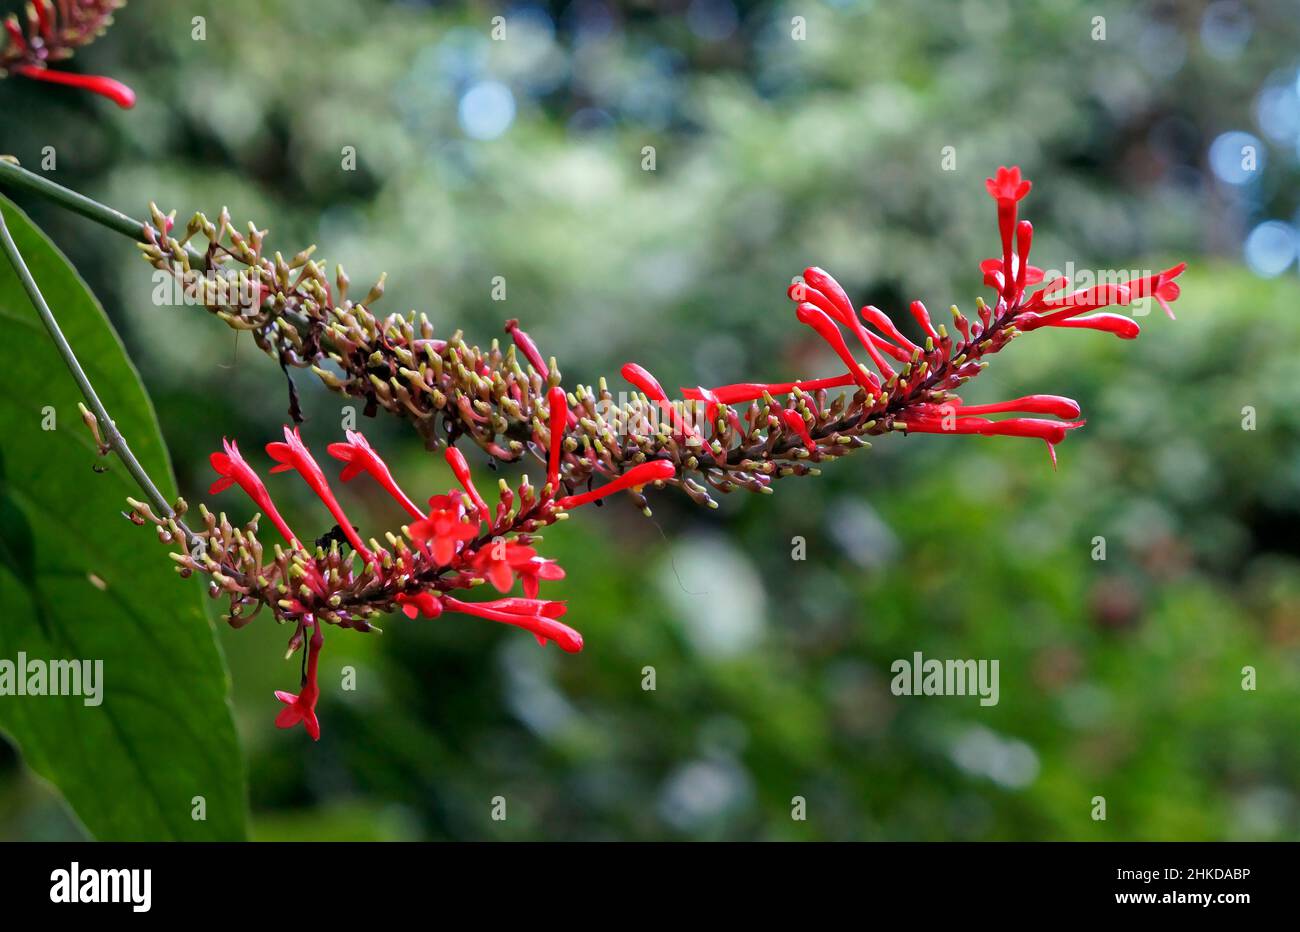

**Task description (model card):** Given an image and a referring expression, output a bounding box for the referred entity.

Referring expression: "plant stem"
[0,158,207,267]
[0,157,143,240]
[0,202,196,546]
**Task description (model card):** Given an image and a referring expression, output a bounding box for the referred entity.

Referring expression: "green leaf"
[0,196,247,840]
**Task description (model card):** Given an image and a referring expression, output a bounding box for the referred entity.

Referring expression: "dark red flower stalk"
[274,624,322,741]
[556,460,677,509]
[209,438,300,547]
[267,426,372,560]
[2,2,135,109]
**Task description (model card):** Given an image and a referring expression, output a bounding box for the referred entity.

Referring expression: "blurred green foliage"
[1,0,1298,840]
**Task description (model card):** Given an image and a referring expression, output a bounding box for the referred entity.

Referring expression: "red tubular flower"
[1021,283,1132,323]
[518,557,565,599]
[800,267,856,321]
[275,625,322,741]
[557,459,677,509]
[267,426,372,560]
[779,408,815,449]
[910,300,939,344]
[622,363,694,436]
[209,438,300,547]
[985,166,1032,300]
[1013,220,1033,296]
[793,270,906,372]
[327,430,423,520]
[444,446,492,525]
[859,304,920,356]
[1038,312,1141,339]
[903,414,1085,468]
[1120,262,1186,320]
[442,596,583,652]
[13,64,136,109]
[546,385,567,490]
[471,539,539,592]
[682,374,857,406]
[395,591,443,619]
[794,303,880,392]
[953,394,1082,419]
[407,493,480,564]
[505,318,549,377]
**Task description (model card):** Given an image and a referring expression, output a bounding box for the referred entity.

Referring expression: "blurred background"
[2,0,1300,840]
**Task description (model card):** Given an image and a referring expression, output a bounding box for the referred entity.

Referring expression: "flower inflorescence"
[132,167,1184,739]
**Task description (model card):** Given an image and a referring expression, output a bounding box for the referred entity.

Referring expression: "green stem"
[0,157,143,240]
[0,158,207,267]
[0,201,196,546]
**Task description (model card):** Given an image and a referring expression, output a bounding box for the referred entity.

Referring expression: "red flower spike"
[442,596,584,653]
[327,430,423,520]
[14,65,136,109]
[546,385,567,491]
[267,426,372,560]
[407,494,479,564]
[471,539,538,593]
[209,438,300,547]
[779,408,815,449]
[444,446,492,525]
[557,460,677,509]
[275,625,323,741]
[505,318,549,377]
[794,303,881,392]
[518,557,565,599]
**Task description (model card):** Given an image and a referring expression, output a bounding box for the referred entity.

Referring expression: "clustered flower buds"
[132,168,1184,738]
[0,1,134,108]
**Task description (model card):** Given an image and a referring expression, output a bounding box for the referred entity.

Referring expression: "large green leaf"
[0,196,246,840]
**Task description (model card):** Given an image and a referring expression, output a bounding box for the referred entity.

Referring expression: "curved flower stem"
[0,202,196,545]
